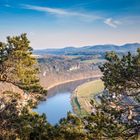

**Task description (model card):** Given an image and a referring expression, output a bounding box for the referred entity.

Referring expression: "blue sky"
[0,0,140,49]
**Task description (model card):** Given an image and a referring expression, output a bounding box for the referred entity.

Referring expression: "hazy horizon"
[33,42,140,50]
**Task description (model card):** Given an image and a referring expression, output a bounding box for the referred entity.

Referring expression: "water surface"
[35,92,72,124]
[34,77,97,125]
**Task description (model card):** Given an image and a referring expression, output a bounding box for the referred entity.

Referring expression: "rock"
[0,82,24,95]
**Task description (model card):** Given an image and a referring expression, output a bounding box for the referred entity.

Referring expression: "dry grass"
[72,79,104,115]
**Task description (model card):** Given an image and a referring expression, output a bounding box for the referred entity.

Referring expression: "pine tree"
[0,34,43,93]
[0,42,8,81]
[97,50,140,139]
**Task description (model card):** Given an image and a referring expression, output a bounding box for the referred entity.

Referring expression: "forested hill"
[33,43,140,55]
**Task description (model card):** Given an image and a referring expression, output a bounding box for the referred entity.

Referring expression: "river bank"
[34,76,103,124]
[33,75,102,109]
[33,75,104,124]
[40,69,102,89]
[46,74,102,91]
[71,79,104,116]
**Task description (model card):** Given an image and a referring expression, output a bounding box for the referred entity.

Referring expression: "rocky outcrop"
[0,82,24,95]
[0,82,35,114]
[0,82,43,112]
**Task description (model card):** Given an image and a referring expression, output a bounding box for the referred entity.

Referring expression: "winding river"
[34,77,98,125]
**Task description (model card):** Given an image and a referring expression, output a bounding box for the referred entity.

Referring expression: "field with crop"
[71,79,104,116]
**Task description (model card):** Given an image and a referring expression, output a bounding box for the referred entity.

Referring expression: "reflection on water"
[47,77,98,98]
[34,92,72,125]
[34,77,98,125]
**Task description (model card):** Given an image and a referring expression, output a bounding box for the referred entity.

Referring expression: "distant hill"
[33,43,140,55]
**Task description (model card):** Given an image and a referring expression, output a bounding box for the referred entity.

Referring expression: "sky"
[0,0,140,49]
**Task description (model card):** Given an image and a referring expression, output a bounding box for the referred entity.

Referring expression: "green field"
[71,79,104,116]
[81,59,106,64]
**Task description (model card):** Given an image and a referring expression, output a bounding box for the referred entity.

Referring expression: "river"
[34,77,98,125]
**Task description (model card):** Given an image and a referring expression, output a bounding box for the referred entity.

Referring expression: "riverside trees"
[97,50,140,139]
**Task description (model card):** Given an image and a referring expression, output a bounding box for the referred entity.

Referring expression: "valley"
[36,43,140,90]
[38,54,103,89]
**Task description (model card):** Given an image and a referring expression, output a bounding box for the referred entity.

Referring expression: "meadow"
[72,79,104,116]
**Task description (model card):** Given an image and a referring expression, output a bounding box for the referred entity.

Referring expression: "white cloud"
[24,5,69,15]
[22,5,122,28]
[104,18,121,28]
[22,4,101,21]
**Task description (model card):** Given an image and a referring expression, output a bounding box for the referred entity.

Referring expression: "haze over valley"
[34,43,140,89]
